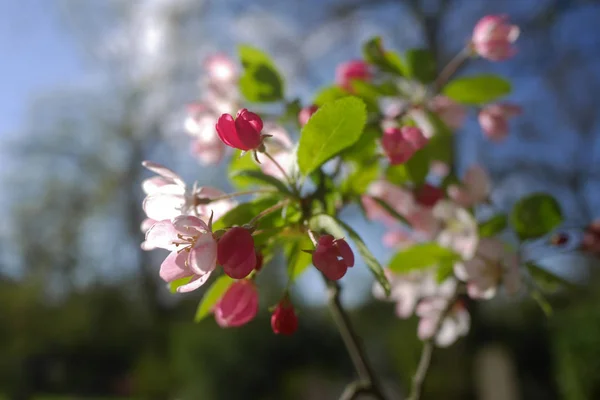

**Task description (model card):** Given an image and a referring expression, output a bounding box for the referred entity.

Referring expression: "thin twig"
[262,151,296,192]
[340,380,376,400]
[195,188,276,203]
[248,199,291,226]
[433,46,472,92]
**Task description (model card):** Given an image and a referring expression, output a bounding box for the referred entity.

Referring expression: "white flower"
[433,200,478,259]
[417,297,470,347]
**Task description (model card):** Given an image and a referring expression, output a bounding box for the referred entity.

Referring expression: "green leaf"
[403,48,437,83]
[478,214,508,237]
[313,86,347,106]
[342,161,379,196]
[362,36,404,75]
[309,214,390,295]
[510,193,563,240]
[526,262,573,293]
[385,148,430,186]
[229,151,260,189]
[213,196,280,231]
[231,169,291,195]
[388,243,461,274]
[443,74,512,105]
[286,236,314,280]
[238,45,284,102]
[297,97,367,176]
[424,111,454,164]
[194,275,234,322]
[370,197,411,227]
[169,277,192,293]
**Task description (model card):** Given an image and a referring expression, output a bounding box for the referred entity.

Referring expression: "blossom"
[312,235,355,280]
[433,200,478,259]
[216,108,264,151]
[472,15,520,61]
[217,227,257,279]
[298,104,319,127]
[454,238,520,299]
[271,297,298,335]
[145,216,217,293]
[478,103,522,141]
[381,127,428,165]
[414,184,445,208]
[428,96,466,130]
[214,280,259,328]
[141,161,235,223]
[447,164,491,207]
[204,53,237,84]
[256,124,294,180]
[373,269,457,318]
[417,298,470,347]
[184,104,226,165]
[335,60,372,92]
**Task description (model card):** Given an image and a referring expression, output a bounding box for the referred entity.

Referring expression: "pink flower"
[402,126,429,149]
[271,297,298,336]
[217,227,257,279]
[454,238,521,299]
[214,280,258,328]
[478,103,522,141]
[141,161,235,222]
[312,235,355,281]
[184,105,227,165]
[428,96,466,130]
[145,216,217,293]
[447,164,491,207]
[204,54,237,84]
[335,60,372,92]
[417,298,470,347]
[383,230,414,249]
[381,127,428,165]
[216,108,264,151]
[298,104,319,127]
[414,184,445,208]
[472,15,520,61]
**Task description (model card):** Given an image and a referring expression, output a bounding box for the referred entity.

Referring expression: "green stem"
[248,199,290,227]
[433,46,472,92]
[196,189,276,203]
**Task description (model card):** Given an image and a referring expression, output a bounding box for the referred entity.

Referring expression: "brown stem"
[433,46,472,92]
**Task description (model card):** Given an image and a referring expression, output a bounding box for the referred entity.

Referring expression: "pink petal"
[188,232,218,275]
[142,176,173,195]
[216,113,245,149]
[141,161,185,187]
[145,220,178,251]
[177,272,212,293]
[172,215,209,234]
[159,251,191,282]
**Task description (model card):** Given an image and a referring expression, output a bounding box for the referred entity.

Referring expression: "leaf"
[370,197,411,227]
[388,243,461,274]
[169,277,191,293]
[510,193,563,240]
[362,36,404,75]
[313,86,347,106]
[526,262,573,293]
[478,214,508,237]
[238,45,284,102]
[194,275,234,322]
[403,48,437,83]
[297,97,367,176]
[286,236,314,280]
[309,214,390,295]
[385,148,430,186]
[231,169,291,195]
[229,150,260,189]
[212,196,280,231]
[443,74,512,105]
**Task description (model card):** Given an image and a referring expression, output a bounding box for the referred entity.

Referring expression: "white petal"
[143,192,185,221]
[142,161,185,187]
[145,220,178,251]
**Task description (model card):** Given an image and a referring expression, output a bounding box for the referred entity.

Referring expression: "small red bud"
[271,298,298,336]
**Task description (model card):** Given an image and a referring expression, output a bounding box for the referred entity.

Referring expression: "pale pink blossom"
[478,103,522,141]
[428,96,467,130]
[417,298,470,347]
[433,200,478,259]
[145,215,217,293]
[472,15,520,61]
[298,105,319,127]
[373,269,456,319]
[184,105,226,165]
[447,164,491,207]
[204,54,237,84]
[141,161,235,222]
[454,238,521,299]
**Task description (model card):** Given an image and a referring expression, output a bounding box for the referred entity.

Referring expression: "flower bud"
[312,235,355,281]
[217,227,257,279]
[214,280,258,328]
[216,108,264,151]
[335,60,372,92]
[401,126,428,150]
[298,104,319,127]
[478,103,522,141]
[414,184,444,208]
[472,15,520,61]
[381,127,416,165]
[271,297,298,336]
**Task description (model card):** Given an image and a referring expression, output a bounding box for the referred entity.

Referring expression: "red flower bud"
[216,108,264,151]
[478,103,522,142]
[271,298,298,335]
[217,227,257,279]
[381,127,416,165]
[401,126,428,150]
[312,235,354,281]
[298,104,319,127]
[414,184,444,208]
[214,280,258,328]
[335,60,371,92]
[472,15,520,62]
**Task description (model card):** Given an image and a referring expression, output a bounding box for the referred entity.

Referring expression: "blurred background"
[2,0,600,399]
